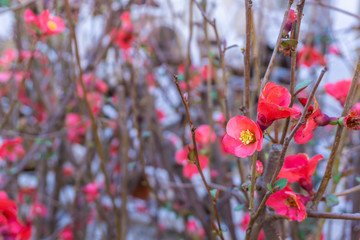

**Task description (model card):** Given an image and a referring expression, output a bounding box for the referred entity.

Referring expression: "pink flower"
[175,146,209,179]
[194,125,216,148]
[324,79,352,106]
[284,9,297,33]
[65,113,90,144]
[266,186,307,222]
[251,160,263,178]
[277,154,323,194]
[30,203,47,219]
[82,182,99,203]
[156,109,166,123]
[62,165,75,177]
[186,219,205,239]
[38,10,65,35]
[222,116,263,158]
[58,225,73,240]
[0,137,25,162]
[297,45,326,68]
[24,9,65,36]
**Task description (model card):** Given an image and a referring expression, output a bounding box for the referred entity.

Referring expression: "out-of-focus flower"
[30,203,47,219]
[328,45,342,56]
[62,165,75,177]
[65,113,90,144]
[156,109,166,123]
[277,154,323,194]
[111,12,135,50]
[186,218,205,239]
[58,225,73,240]
[257,82,299,130]
[266,186,307,222]
[0,137,25,162]
[82,182,99,203]
[297,45,326,68]
[324,79,352,106]
[194,125,216,148]
[175,146,208,179]
[223,116,263,158]
[0,191,32,239]
[24,9,65,36]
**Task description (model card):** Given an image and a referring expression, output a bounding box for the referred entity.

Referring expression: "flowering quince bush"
[1,1,360,240]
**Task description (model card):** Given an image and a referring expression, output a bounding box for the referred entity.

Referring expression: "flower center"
[239,129,256,145]
[47,20,57,31]
[285,195,300,209]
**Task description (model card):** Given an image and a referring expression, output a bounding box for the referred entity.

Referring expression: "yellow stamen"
[239,129,256,145]
[285,195,300,209]
[47,20,57,31]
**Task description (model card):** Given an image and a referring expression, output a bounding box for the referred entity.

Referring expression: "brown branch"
[270,67,327,186]
[244,0,252,117]
[64,1,121,238]
[307,1,360,21]
[260,0,294,91]
[312,58,360,210]
[173,75,225,240]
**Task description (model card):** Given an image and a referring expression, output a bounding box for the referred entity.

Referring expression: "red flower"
[201,64,215,80]
[266,186,307,222]
[284,9,297,33]
[293,97,324,144]
[297,45,326,68]
[341,102,360,131]
[194,125,216,148]
[277,154,323,194]
[0,191,32,239]
[257,82,299,130]
[29,203,47,219]
[175,146,209,179]
[251,161,264,178]
[156,109,166,123]
[82,182,99,203]
[324,79,352,106]
[58,225,73,240]
[62,165,75,177]
[111,12,135,50]
[0,137,25,162]
[186,219,205,239]
[222,116,263,158]
[65,113,90,144]
[24,9,65,36]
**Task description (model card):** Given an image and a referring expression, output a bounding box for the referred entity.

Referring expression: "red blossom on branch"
[324,79,352,106]
[222,116,263,158]
[266,186,307,222]
[175,146,209,179]
[0,137,25,162]
[257,82,299,130]
[277,153,323,194]
[24,9,65,36]
[297,45,326,68]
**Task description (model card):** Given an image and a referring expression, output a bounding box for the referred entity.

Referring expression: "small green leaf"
[177,74,184,81]
[210,189,217,198]
[234,204,244,211]
[325,194,339,207]
[267,184,273,192]
[295,79,312,93]
[356,177,360,182]
[35,138,43,144]
[281,38,297,46]
[274,178,288,190]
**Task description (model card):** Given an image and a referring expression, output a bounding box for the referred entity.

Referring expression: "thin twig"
[244,0,252,117]
[64,1,122,238]
[270,67,327,186]
[173,75,225,240]
[312,58,360,210]
[260,0,294,91]
[307,1,360,21]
